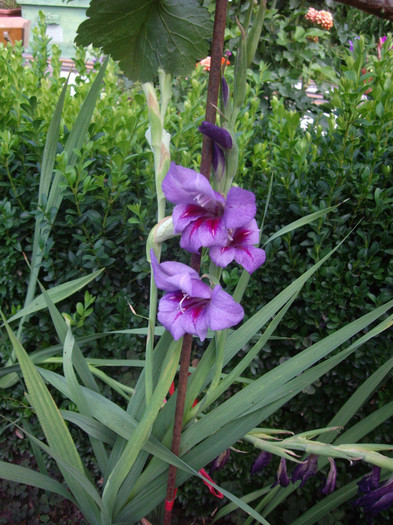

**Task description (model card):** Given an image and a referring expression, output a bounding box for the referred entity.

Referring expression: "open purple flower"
[292,455,318,487]
[321,458,337,495]
[162,163,256,253]
[151,251,244,341]
[209,219,266,274]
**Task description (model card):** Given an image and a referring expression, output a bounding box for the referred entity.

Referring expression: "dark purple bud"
[212,143,226,182]
[251,451,272,476]
[273,457,290,488]
[199,121,233,150]
[291,455,318,487]
[210,449,230,474]
[321,458,337,495]
[221,77,229,108]
[358,466,381,494]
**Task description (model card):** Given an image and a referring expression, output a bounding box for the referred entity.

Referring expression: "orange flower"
[196,56,231,71]
[305,7,333,30]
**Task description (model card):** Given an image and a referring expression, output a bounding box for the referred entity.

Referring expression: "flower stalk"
[163,2,229,523]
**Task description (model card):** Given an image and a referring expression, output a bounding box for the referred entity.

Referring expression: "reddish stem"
[162,2,228,524]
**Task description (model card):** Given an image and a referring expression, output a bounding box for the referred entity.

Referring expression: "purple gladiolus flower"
[209,219,266,274]
[356,474,393,519]
[251,451,272,476]
[199,121,233,149]
[162,163,257,253]
[321,458,337,495]
[273,457,290,488]
[150,251,244,341]
[292,455,318,487]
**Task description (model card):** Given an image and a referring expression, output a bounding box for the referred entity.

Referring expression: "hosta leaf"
[75,0,213,82]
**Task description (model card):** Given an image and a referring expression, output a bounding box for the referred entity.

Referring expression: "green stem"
[208,330,226,392]
[145,257,160,407]
[5,161,25,211]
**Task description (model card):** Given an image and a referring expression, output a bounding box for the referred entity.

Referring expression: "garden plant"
[1,1,393,524]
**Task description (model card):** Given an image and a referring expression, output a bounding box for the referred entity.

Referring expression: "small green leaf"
[376,101,384,118]
[75,0,213,81]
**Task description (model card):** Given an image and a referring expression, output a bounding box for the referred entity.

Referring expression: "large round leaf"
[75,0,213,81]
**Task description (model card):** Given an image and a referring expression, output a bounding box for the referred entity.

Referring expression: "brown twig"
[162,2,228,524]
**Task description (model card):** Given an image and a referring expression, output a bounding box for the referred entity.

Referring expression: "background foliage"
[1,1,393,523]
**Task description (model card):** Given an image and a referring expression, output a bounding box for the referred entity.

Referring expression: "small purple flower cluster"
[251,452,337,495]
[151,123,266,341]
[251,453,393,518]
[356,467,393,522]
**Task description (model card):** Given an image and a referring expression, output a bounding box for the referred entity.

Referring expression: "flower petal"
[162,163,216,205]
[234,246,266,274]
[212,143,226,181]
[180,217,228,253]
[151,250,199,292]
[209,245,236,268]
[206,285,244,331]
[223,187,256,229]
[178,296,210,341]
[251,451,272,476]
[157,292,188,340]
[232,219,260,245]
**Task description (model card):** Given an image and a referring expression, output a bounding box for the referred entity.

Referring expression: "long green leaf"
[263,204,339,246]
[134,309,393,503]
[0,461,74,502]
[0,312,100,523]
[38,367,269,524]
[212,488,271,523]
[101,338,182,519]
[180,303,393,454]
[6,269,104,325]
